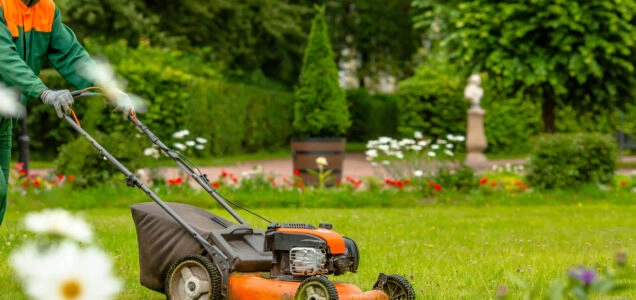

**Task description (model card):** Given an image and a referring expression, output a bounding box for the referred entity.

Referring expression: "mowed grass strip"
[1,205,634,299]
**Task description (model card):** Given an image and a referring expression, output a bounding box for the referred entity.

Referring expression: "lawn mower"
[64,90,416,300]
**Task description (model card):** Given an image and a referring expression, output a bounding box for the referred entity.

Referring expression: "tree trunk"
[542,94,556,133]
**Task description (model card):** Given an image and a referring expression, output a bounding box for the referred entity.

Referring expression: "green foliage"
[412,0,636,132]
[482,83,543,154]
[56,0,169,47]
[293,5,350,138]
[345,89,399,142]
[526,133,618,190]
[55,129,150,188]
[433,164,476,193]
[396,56,468,139]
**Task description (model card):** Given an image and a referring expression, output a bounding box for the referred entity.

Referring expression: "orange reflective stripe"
[0,0,54,37]
[276,227,346,254]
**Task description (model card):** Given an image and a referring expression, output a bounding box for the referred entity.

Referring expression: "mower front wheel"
[295,276,339,300]
[165,254,222,300]
[373,273,416,300]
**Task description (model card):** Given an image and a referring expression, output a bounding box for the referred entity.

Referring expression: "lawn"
[1,204,634,299]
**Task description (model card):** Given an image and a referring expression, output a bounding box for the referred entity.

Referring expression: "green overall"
[0,0,94,225]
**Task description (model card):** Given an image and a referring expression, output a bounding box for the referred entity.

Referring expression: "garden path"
[27,153,636,180]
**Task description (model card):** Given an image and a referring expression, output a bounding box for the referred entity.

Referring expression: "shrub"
[526,133,617,190]
[293,5,350,138]
[346,89,399,142]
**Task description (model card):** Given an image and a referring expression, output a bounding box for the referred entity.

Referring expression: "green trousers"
[0,118,12,226]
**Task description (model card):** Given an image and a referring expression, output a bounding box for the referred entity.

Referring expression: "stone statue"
[464,74,483,109]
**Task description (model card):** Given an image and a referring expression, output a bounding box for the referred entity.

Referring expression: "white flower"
[427,151,436,157]
[431,144,440,150]
[446,143,454,149]
[398,138,415,147]
[378,136,393,144]
[195,144,205,150]
[173,142,187,150]
[24,209,92,243]
[365,149,378,158]
[414,131,423,139]
[185,140,196,147]
[10,241,122,300]
[395,151,404,159]
[0,83,24,117]
[444,149,454,157]
[195,137,208,144]
[316,157,328,167]
[417,140,429,147]
[414,170,424,177]
[437,139,447,144]
[143,147,160,159]
[172,130,190,139]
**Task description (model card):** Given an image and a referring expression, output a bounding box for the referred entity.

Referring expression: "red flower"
[403,179,410,185]
[33,179,41,187]
[479,177,488,185]
[490,181,497,187]
[67,175,76,182]
[293,169,301,176]
[57,174,65,181]
[515,180,521,186]
[232,177,238,183]
[211,182,221,188]
[221,170,228,177]
[433,184,442,191]
[168,177,183,185]
[620,181,627,187]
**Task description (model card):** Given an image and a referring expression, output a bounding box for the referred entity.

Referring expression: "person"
[0,0,133,225]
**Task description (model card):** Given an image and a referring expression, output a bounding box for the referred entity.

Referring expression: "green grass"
[1,204,634,299]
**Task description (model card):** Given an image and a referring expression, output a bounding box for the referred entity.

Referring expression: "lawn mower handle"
[128,115,248,225]
[61,90,232,245]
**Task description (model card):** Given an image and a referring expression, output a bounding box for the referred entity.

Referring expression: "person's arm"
[47,6,95,90]
[0,9,48,100]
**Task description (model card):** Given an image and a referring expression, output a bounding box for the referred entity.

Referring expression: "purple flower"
[568,266,596,286]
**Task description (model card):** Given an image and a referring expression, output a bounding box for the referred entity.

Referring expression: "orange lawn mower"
[65,90,416,300]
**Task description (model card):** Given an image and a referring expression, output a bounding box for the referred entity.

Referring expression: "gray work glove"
[109,88,134,119]
[40,89,74,118]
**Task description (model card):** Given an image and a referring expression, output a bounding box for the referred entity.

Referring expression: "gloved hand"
[40,89,74,118]
[109,88,134,119]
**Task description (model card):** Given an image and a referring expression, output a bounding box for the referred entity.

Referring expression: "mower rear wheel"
[165,254,221,300]
[295,276,339,300]
[374,273,415,300]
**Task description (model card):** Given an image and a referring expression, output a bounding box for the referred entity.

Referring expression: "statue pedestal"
[465,108,488,163]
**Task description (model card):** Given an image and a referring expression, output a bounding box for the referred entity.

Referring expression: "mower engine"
[266,222,359,281]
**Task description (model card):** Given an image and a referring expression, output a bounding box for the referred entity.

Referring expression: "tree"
[412,0,636,133]
[296,0,420,91]
[293,5,350,137]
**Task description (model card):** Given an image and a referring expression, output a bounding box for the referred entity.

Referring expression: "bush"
[346,89,399,142]
[526,133,617,190]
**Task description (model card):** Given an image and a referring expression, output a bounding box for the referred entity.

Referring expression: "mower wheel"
[295,276,339,300]
[373,273,416,300]
[165,254,221,300]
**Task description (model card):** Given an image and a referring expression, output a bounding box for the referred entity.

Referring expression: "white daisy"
[11,241,122,300]
[185,140,196,147]
[172,130,190,139]
[173,143,187,151]
[24,209,92,243]
[195,137,208,144]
